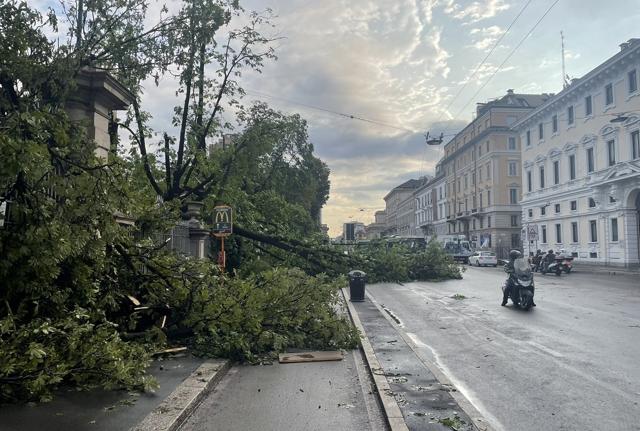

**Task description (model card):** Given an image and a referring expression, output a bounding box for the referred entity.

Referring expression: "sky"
[33,0,640,236]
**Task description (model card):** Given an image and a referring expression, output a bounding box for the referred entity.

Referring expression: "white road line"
[527,341,565,358]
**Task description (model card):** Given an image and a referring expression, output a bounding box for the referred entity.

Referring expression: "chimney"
[620,42,630,51]
[507,89,514,95]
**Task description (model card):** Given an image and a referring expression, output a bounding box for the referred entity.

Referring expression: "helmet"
[509,250,522,261]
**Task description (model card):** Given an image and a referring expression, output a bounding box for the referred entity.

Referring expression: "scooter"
[540,259,562,276]
[502,257,536,310]
[559,256,573,274]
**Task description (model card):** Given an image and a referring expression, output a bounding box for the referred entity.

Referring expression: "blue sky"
[33,0,640,236]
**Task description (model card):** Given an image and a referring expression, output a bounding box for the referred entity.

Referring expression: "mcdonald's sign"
[212,205,233,237]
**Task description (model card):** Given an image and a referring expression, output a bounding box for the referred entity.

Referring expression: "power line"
[244,88,418,133]
[453,0,561,120]
[439,0,534,122]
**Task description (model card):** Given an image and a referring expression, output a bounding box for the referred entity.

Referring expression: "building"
[439,90,549,257]
[383,177,431,237]
[365,210,387,239]
[513,39,640,267]
[415,177,437,240]
[431,164,449,238]
[343,221,366,242]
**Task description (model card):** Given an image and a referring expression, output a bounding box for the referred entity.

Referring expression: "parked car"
[468,251,498,267]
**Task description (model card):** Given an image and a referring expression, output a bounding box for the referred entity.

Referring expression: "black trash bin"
[348,270,366,302]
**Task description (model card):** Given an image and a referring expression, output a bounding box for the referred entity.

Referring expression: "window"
[480,192,483,208]
[480,217,484,228]
[571,222,578,243]
[473,219,476,230]
[510,188,518,204]
[589,198,596,208]
[488,216,492,228]
[472,172,476,186]
[508,161,517,176]
[541,206,546,216]
[528,209,533,218]
[611,218,619,242]
[553,160,560,185]
[632,130,640,160]
[570,200,577,211]
[587,147,595,173]
[552,115,558,133]
[541,225,547,243]
[629,69,638,94]
[478,145,482,157]
[526,130,531,147]
[486,163,491,179]
[508,137,516,150]
[607,139,616,166]
[487,141,490,152]
[555,224,562,243]
[487,190,491,206]
[567,105,574,125]
[538,123,544,140]
[569,154,576,180]
[590,220,597,242]
[464,175,468,189]
[540,166,545,188]
[527,170,532,192]
[585,95,593,116]
[511,215,518,227]
[555,203,561,214]
[605,83,614,106]
[479,169,483,182]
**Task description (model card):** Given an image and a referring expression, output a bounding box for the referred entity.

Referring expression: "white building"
[383,177,430,237]
[415,178,436,240]
[513,39,640,267]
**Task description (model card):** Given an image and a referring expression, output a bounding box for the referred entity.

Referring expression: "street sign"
[212,205,233,237]
[527,225,538,241]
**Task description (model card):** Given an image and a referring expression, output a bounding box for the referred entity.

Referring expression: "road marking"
[527,341,565,358]
[405,332,428,348]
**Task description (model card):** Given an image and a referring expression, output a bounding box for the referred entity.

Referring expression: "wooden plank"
[278,351,344,364]
[152,347,188,356]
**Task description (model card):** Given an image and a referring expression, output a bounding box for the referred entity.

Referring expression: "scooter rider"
[544,249,556,271]
[502,249,536,307]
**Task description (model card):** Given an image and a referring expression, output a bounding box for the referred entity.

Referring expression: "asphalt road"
[365,267,640,431]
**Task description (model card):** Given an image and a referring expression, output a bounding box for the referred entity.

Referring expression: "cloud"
[445,0,511,23]
[469,25,504,51]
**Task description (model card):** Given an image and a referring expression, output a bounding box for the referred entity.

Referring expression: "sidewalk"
[346,291,492,431]
[571,262,640,275]
[0,354,205,431]
[178,350,387,431]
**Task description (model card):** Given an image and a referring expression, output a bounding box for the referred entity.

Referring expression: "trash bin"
[348,270,366,302]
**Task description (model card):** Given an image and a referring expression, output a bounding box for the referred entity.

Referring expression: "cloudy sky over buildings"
[35,0,640,235]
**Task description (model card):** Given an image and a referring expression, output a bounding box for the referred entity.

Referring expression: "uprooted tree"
[0,0,459,402]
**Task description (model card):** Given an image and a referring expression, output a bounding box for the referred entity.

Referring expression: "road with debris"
[364,267,640,431]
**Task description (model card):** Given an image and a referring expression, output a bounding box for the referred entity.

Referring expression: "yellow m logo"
[215,210,229,224]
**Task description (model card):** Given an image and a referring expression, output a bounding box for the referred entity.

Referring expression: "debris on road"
[278,351,343,363]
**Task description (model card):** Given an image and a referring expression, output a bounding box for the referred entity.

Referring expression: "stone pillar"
[182,201,210,259]
[65,68,135,161]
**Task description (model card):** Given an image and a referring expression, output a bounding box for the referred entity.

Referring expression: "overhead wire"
[437,0,534,123]
[453,0,562,120]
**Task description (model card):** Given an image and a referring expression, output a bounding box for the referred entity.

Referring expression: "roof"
[383,176,431,201]
[476,91,552,117]
[513,38,640,129]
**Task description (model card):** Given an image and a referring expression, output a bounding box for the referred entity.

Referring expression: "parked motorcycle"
[559,256,573,274]
[502,257,536,310]
[540,259,562,276]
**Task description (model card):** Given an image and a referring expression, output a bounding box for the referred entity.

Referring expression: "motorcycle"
[502,257,536,310]
[540,258,562,276]
[559,256,573,274]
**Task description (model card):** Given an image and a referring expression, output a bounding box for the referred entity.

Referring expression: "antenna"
[561,31,568,89]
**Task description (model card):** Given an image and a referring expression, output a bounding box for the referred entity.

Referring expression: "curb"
[365,291,495,431]
[341,288,410,431]
[130,359,231,431]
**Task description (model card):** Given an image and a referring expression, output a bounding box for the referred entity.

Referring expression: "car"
[468,251,498,267]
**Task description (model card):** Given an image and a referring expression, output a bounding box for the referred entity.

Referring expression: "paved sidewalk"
[0,355,203,431]
[351,297,487,431]
[179,349,387,431]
